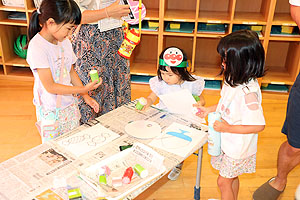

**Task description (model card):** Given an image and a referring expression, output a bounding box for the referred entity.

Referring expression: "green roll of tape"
[99,174,107,185]
[136,97,147,110]
[134,164,148,178]
[192,94,200,102]
[89,70,100,83]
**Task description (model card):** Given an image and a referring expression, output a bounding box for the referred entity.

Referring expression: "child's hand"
[83,95,100,113]
[141,101,151,111]
[84,79,102,92]
[193,103,210,118]
[213,119,230,132]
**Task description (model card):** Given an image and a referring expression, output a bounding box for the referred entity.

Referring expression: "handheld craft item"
[159,47,186,68]
[89,69,100,83]
[122,167,134,184]
[135,97,147,110]
[118,0,145,59]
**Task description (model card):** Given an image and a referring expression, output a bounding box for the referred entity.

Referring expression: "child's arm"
[141,92,158,111]
[213,120,265,134]
[37,68,101,95]
[69,66,100,113]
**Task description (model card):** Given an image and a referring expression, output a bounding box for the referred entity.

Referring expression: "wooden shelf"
[272,13,298,26]
[233,12,267,25]
[164,10,196,22]
[130,62,157,76]
[262,67,296,85]
[163,31,194,37]
[198,11,231,23]
[0,57,3,64]
[269,36,300,42]
[141,30,158,35]
[5,56,29,67]
[0,5,25,12]
[144,9,159,20]
[196,33,226,38]
[4,66,33,80]
[0,19,27,26]
[193,64,223,80]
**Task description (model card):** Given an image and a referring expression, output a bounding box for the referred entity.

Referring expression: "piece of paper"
[148,122,207,158]
[158,89,205,124]
[57,123,120,157]
[98,0,124,32]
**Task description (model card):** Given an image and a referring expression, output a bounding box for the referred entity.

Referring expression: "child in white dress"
[141,46,205,180]
[196,30,266,200]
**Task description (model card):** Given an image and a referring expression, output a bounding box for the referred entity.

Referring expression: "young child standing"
[27,0,101,143]
[140,46,205,180]
[196,30,265,200]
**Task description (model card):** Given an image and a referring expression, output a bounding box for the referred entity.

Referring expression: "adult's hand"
[107,0,130,19]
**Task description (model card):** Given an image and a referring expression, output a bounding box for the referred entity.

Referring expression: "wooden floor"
[0,78,299,200]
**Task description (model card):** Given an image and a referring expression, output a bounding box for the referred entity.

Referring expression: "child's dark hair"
[217,30,265,87]
[28,0,81,40]
[157,46,196,82]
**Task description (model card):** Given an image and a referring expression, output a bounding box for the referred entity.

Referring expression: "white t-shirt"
[27,34,77,111]
[216,79,265,159]
[290,0,300,6]
[149,75,205,110]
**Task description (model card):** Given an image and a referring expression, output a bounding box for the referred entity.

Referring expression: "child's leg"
[232,177,239,200]
[217,175,239,200]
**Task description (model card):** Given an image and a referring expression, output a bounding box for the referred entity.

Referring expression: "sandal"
[253,177,285,200]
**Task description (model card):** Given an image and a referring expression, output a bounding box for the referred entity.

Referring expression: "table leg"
[194,147,203,200]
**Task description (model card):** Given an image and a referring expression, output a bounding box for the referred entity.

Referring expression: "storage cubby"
[272,0,296,26]
[0,25,28,68]
[5,65,32,79]
[164,21,195,36]
[163,0,197,22]
[264,41,300,85]
[143,0,159,20]
[130,35,158,76]
[194,37,222,80]
[0,10,27,26]
[234,0,272,24]
[232,24,266,39]
[0,0,299,94]
[163,35,194,63]
[197,23,228,37]
[0,65,3,75]
[198,0,234,23]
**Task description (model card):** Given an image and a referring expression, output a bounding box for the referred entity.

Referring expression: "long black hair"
[28,0,81,40]
[217,30,265,87]
[157,46,196,82]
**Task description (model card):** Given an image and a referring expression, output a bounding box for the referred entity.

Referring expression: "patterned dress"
[72,24,131,124]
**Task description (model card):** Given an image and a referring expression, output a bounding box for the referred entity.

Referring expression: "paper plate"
[125,120,161,139]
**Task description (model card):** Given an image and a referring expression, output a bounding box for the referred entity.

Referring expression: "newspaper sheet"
[0,100,208,200]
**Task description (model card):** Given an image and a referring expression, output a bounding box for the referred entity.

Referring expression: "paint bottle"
[207,112,222,156]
